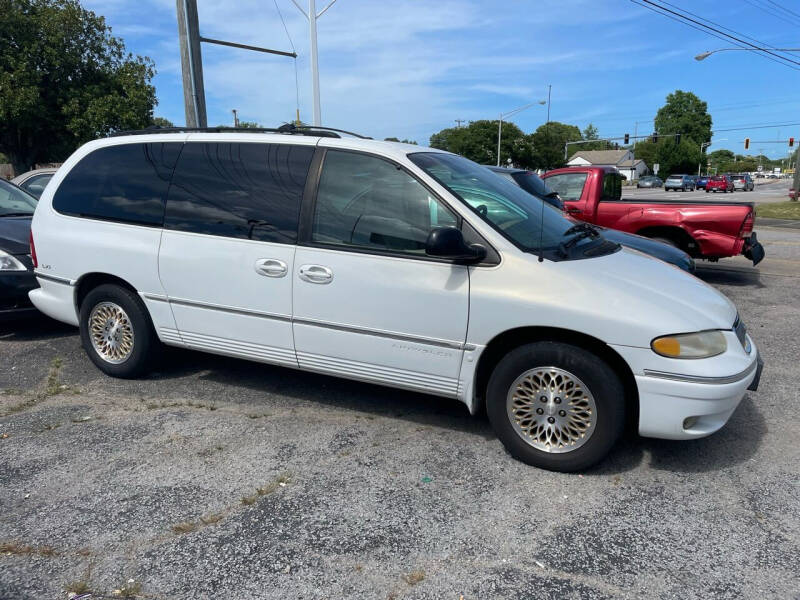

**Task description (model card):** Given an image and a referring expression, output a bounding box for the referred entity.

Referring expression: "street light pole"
[291,0,337,126]
[496,100,547,166]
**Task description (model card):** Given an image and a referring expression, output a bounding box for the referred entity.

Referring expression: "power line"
[630,0,800,70]
[743,0,800,26]
[765,0,800,20]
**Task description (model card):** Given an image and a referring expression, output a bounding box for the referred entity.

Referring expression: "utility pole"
[455,119,466,128]
[232,109,239,127]
[177,0,207,127]
[291,0,337,126]
[546,84,552,123]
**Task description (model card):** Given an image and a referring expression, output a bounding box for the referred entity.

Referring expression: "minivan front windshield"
[409,152,606,257]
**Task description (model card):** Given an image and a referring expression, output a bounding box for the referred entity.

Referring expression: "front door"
[157,139,315,367]
[292,149,469,397]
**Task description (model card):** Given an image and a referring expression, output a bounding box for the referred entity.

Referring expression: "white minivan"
[28,128,762,471]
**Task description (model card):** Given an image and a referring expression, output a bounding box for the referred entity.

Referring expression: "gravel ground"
[1,226,798,600]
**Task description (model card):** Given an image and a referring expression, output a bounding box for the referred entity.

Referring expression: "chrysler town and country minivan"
[28,129,762,471]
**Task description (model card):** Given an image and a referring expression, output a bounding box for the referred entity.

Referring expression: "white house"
[567,149,648,181]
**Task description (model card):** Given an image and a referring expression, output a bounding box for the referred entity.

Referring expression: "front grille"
[733,315,749,351]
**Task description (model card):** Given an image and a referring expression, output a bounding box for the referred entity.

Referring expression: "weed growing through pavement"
[65,563,94,595]
[405,570,425,585]
[0,357,77,417]
[0,541,57,556]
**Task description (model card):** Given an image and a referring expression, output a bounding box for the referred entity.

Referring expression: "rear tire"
[486,342,625,472]
[79,284,160,378]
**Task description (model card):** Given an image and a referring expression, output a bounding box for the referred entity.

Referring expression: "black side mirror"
[425,227,487,263]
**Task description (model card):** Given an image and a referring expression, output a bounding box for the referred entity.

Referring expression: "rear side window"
[165,142,313,243]
[53,143,181,226]
[543,172,587,201]
[601,173,623,201]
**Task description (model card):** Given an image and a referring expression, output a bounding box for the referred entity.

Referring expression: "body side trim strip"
[34,272,74,286]
[147,293,473,350]
[643,361,757,385]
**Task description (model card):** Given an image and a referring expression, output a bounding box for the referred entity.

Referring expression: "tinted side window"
[165,142,313,243]
[601,173,622,200]
[21,174,53,199]
[53,143,181,225]
[312,150,458,255]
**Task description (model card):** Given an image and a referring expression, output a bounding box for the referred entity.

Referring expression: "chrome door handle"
[298,264,333,284]
[254,258,288,278]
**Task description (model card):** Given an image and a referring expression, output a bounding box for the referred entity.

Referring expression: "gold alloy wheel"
[89,301,135,364]
[506,367,596,453]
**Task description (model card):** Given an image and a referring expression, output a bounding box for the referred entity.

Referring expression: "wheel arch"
[74,272,140,313]
[635,225,697,255]
[473,326,639,432]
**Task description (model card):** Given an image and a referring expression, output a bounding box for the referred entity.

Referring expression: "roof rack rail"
[108,123,371,139]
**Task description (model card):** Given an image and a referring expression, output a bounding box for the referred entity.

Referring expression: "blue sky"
[84,0,799,161]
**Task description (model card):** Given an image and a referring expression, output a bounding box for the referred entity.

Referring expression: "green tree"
[653,137,703,176]
[151,117,174,128]
[0,0,156,174]
[430,120,533,167]
[237,121,262,129]
[384,137,418,144]
[654,90,712,146]
[532,121,582,169]
[576,122,607,152]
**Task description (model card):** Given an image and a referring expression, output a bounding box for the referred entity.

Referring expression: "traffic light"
[744,138,750,150]
[790,137,795,148]
[624,133,630,144]
[675,133,681,144]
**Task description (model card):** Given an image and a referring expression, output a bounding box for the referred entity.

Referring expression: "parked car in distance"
[486,167,694,272]
[706,175,735,193]
[11,167,58,199]
[730,173,754,191]
[637,176,662,188]
[664,174,696,191]
[0,179,39,320]
[695,175,709,189]
[541,166,764,265]
[29,130,762,472]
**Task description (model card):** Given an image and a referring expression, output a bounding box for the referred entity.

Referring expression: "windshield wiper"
[558,222,601,257]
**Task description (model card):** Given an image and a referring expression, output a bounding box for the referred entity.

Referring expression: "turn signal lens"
[651,331,727,359]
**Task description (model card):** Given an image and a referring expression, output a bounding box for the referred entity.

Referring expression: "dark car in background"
[637,175,662,188]
[0,179,39,320]
[485,166,695,272]
[695,175,709,189]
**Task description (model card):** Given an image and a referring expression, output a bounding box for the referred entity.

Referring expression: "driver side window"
[312,150,458,255]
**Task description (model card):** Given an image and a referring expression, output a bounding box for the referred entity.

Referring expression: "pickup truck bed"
[542,166,764,264]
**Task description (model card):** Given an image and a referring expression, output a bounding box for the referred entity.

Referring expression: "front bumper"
[0,269,40,322]
[636,349,761,440]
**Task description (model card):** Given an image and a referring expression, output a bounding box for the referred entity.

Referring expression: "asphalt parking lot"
[1,225,799,599]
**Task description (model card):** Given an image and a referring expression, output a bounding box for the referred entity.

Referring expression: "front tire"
[79,284,159,378]
[486,342,625,472]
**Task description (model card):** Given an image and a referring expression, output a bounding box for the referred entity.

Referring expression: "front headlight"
[0,249,27,271]
[651,330,727,359]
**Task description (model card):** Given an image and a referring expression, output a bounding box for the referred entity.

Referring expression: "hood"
[598,228,694,271]
[525,247,738,347]
[0,216,33,255]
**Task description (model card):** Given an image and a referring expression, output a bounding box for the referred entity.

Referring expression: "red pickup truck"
[542,166,764,265]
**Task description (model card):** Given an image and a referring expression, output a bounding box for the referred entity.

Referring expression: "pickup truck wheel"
[79,284,159,378]
[486,342,625,472]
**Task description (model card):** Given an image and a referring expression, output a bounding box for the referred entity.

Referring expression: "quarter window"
[165,142,313,243]
[601,173,623,201]
[312,150,458,255]
[53,143,182,226]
